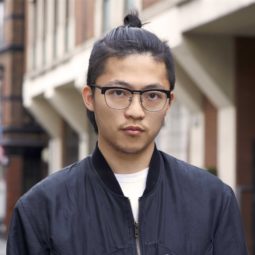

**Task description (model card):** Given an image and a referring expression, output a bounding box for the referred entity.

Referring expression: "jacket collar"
[91,144,161,196]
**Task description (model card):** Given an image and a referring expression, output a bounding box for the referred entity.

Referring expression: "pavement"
[0,239,6,255]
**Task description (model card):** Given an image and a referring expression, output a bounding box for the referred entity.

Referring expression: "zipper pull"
[134,222,139,239]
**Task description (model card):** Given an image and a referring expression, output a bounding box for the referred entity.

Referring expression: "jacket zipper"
[134,221,139,240]
[134,221,140,255]
[127,198,141,255]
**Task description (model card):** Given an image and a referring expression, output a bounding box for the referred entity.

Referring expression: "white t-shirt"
[114,168,149,223]
[115,168,148,255]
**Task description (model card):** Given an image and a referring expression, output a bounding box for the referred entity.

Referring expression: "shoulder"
[159,151,233,198]
[17,156,92,212]
[159,151,239,226]
[10,156,94,242]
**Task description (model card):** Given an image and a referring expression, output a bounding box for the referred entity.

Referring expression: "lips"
[121,125,145,135]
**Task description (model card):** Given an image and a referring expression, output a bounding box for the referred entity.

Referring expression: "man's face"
[83,54,174,155]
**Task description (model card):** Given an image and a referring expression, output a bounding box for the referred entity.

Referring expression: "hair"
[86,11,175,133]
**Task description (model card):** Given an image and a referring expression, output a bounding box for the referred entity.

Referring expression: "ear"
[82,85,94,111]
[165,92,175,113]
[170,92,175,105]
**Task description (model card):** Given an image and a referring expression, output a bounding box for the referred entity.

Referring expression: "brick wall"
[236,37,255,255]
[0,0,48,233]
[4,155,23,232]
[75,0,95,45]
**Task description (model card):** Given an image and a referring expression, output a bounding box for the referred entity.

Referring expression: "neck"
[98,141,154,174]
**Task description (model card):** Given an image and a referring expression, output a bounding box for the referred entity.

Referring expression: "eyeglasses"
[89,85,171,112]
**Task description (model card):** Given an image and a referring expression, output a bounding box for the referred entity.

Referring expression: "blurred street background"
[0,239,5,255]
[1,0,255,254]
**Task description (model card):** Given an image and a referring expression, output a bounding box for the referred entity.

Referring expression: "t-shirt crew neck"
[114,168,149,223]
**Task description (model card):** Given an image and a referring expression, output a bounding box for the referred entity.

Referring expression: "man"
[7,13,248,254]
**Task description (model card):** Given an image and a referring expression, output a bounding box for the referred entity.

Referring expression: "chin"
[113,141,153,155]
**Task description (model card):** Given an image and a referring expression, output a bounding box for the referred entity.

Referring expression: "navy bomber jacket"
[7,145,248,254]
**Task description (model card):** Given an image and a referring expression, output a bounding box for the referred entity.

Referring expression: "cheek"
[94,105,120,130]
[148,112,167,131]
[93,98,108,123]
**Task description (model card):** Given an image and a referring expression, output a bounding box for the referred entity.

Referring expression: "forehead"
[95,54,170,89]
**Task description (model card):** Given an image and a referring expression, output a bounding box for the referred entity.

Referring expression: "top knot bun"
[124,12,142,28]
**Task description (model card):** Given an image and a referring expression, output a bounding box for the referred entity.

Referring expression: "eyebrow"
[105,80,167,90]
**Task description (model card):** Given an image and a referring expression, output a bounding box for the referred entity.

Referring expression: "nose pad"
[128,93,143,109]
[124,94,145,118]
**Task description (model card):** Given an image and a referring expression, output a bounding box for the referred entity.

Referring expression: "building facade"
[0,0,47,235]
[11,0,255,253]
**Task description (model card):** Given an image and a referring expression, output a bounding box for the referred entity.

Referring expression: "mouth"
[121,125,145,136]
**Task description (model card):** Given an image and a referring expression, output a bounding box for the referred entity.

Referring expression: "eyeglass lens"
[104,88,168,111]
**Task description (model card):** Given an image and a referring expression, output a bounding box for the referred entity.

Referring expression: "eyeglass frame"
[88,84,172,112]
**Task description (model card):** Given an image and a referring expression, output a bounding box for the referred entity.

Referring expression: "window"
[0,0,4,47]
[31,0,37,69]
[157,100,190,161]
[42,0,47,65]
[53,0,58,58]
[124,0,135,13]
[64,0,69,52]
[0,66,4,144]
[102,0,110,32]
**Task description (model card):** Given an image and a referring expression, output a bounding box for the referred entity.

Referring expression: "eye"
[149,93,158,99]
[108,88,129,97]
[145,91,163,100]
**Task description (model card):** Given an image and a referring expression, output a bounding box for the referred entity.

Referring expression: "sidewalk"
[0,239,6,255]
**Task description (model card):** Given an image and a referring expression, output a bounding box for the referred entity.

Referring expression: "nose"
[124,94,145,120]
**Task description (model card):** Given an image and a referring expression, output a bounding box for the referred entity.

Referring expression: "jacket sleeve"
[213,186,248,255]
[7,199,50,255]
